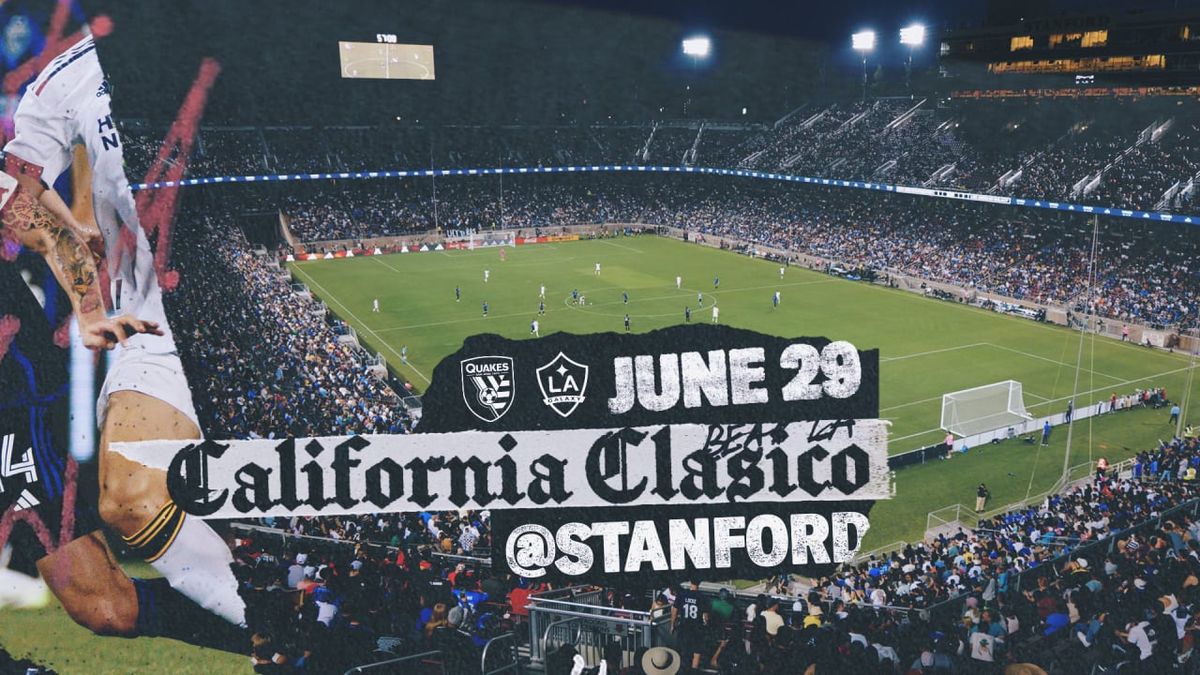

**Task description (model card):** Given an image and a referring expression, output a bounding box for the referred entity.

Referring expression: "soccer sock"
[132,578,250,654]
[121,502,246,626]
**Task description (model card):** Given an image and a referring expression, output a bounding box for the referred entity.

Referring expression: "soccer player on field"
[4,34,245,627]
[623,291,628,305]
[483,300,489,317]
[483,269,490,283]
[624,314,631,332]
[697,291,704,306]
[531,319,539,337]
[713,275,719,289]
[712,305,720,324]
[779,266,785,279]
[0,173,244,651]
[594,262,601,275]
[372,298,380,312]
[773,291,780,309]
[675,275,681,289]
[539,284,545,299]
[538,300,545,316]
[455,285,461,302]
[685,306,691,323]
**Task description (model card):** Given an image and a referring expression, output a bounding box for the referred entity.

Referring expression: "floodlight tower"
[681,36,712,118]
[899,24,926,93]
[851,30,875,102]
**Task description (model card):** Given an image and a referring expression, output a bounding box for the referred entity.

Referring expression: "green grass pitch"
[2,235,1196,673]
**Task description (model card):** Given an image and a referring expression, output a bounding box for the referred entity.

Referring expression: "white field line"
[291,264,431,384]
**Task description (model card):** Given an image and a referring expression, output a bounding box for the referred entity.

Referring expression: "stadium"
[2,0,1200,673]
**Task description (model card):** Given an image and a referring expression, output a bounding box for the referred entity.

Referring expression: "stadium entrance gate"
[527,586,669,670]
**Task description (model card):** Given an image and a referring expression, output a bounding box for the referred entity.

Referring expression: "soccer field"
[291,235,1200,547]
[3,237,1197,674]
[292,236,1197,445]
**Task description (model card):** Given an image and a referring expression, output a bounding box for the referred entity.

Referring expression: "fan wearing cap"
[286,554,307,589]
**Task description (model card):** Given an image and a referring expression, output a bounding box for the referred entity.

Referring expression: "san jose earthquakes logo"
[536,352,589,418]
[460,356,515,422]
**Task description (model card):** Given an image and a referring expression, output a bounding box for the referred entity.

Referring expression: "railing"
[481,632,521,675]
[344,650,445,675]
[227,522,492,568]
[527,585,666,666]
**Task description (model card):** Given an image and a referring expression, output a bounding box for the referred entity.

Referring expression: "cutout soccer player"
[0,174,244,652]
[3,35,246,629]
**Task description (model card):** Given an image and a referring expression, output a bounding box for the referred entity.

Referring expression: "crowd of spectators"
[222,420,1200,673]
[1089,122,1200,211]
[271,174,1199,329]
[229,511,517,674]
[120,96,1200,213]
[164,211,408,439]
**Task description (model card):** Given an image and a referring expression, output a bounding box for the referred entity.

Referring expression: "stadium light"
[681,36,712,59]
[900,24,925,92]
[851,30,874,102]
[851,30,876,52]
[899,24,926,46]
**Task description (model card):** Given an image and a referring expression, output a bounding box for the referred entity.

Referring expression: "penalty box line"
[888,360,1199,444]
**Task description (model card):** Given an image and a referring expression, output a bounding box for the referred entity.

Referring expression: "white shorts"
[97,347,200,433]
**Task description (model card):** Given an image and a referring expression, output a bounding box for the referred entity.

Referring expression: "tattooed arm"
[1,181,159,349]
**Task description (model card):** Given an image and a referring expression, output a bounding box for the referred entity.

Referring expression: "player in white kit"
[4,35,245,628]
[594,261,601,275]
[676,275,682,289]
[712,305,720,323]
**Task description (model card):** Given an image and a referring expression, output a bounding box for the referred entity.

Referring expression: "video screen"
[339,41,435,80]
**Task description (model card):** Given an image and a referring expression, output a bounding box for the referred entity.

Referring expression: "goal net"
[470,230,517,249]
[940,380,1032,437]
[443,229,517,250]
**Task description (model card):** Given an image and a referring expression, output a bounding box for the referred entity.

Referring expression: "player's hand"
[80,315,163,350]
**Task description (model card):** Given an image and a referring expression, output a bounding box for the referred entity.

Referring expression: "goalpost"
[442,229,518,250]
[468,230,517,249]
[940,380,1033,437]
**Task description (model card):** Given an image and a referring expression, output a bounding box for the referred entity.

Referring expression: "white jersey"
[675,276,681,288]
[5,35,174,354]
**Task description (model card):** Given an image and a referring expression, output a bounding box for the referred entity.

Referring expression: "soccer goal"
[469,230,517,249]
[940,380,1033,437]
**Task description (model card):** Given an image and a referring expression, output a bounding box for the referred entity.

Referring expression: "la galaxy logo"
[461,356,515,422]
[536,352,589,417]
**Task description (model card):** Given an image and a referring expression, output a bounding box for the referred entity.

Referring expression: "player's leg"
[98,388,246,626]
[37,531,248,651]
[34,532,135,636]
